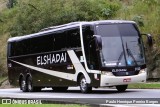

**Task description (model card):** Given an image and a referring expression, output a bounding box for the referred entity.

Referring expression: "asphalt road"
[0,87,160,106]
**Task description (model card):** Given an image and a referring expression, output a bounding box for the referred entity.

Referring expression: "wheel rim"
[21,80,25,90]
[28,79,32,91]
[80,78,87,91]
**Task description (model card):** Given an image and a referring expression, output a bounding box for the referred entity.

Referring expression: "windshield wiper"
[116,51,124,67]
[126,42,138,66]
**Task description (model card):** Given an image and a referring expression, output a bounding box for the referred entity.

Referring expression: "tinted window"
[54,31,66,51]
[30,34,54,54]
[9,27,81,56]
[97,24,139,37]
[119,24,139,36]
[10,42,16,56]
[66,28,81,48]
[10,39,30,56]
[22,39,30,55]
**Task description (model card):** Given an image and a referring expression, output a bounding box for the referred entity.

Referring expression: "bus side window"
[66,28,81,48]
[23,40,30,55]
[54,31,67,51]
[10,42,14,56]
[7,43,11,57]
[30,37,39,54]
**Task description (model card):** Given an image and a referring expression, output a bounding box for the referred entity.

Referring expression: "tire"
[52,87,68,92]
[79,75,92,93]
[27,76,33,92]
[116,85,128,92]
[20,77,28,92]
[27,76,40,92]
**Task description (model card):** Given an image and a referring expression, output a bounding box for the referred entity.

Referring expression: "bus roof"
[8,20,136,42]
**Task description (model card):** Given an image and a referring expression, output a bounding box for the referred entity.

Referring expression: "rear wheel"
[27,76,41,92]
[52,87,68,92]
[27,76,33,92]
[79,75,92,93]
[116,85,128,92]
[20,77,28,92]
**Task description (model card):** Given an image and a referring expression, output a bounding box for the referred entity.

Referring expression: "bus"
[7,20,152,93]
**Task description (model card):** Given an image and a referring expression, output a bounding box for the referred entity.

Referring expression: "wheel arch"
[76,71,91,84]
[26,73,32,80]
[77,72,83,85]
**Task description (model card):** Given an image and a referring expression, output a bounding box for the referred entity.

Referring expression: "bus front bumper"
[100,69,146,87]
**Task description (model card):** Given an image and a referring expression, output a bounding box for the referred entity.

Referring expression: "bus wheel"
[20,77,28,92]
[27,76,41,92]
[116,85,128,92]
[27,76,34,92]
[52,87,68,92]
[79,75,92,93]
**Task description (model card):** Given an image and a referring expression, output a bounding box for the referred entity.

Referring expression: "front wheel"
[79,75,92,93]
[116,85,128,92]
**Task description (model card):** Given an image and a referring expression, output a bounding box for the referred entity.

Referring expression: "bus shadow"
[67,90,135,94]
[40,89,136,94]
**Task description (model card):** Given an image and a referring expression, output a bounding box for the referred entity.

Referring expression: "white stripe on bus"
[10,50,91,83]
[67,50,91,83]
[11,59,75,81]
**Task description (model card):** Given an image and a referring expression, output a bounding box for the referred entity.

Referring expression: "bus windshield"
[96,24,145,67]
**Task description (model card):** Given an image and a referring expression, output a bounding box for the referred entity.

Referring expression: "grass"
[0,76,7,82]
[0,104,90,107]
[128,82,160,89]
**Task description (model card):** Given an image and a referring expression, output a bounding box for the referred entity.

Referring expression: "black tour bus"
[7,20,152,93]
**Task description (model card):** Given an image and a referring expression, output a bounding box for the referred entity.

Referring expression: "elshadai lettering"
[37,53,67,65]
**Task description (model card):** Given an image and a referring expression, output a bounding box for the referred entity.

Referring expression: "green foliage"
[101,1,120,19]
[132,15,144,27]
[5,0,121,37]
[129,83,160,89]
[0,0,121,76]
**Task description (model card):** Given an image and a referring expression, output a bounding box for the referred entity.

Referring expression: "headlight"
[139,69,146,74]
[101,71,113,76]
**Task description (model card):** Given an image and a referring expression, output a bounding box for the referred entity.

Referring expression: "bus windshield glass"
[96,24,145,67]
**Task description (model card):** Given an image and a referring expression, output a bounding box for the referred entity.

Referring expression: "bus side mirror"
[93,35,102,50]
[141,34,153,47]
